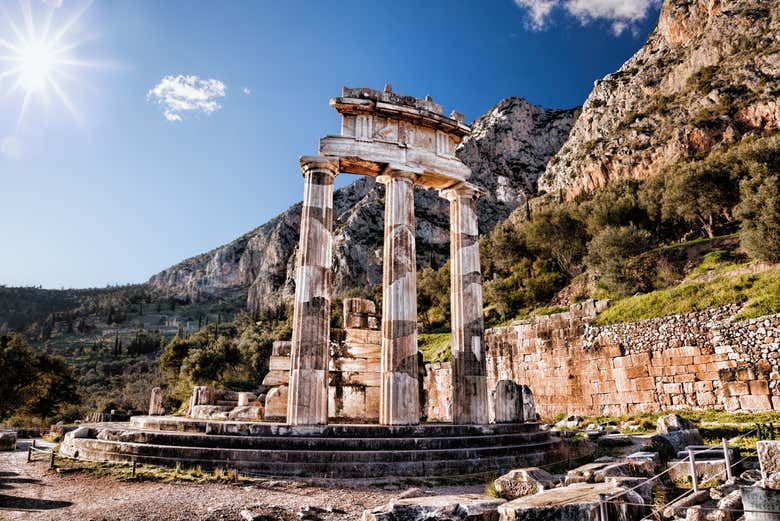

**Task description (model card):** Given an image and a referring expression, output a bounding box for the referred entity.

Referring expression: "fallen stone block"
[189,405,231,420]
[555,415,583,430]
[668,458,730,484]
[0,430,17,451]
[663,490,711,519]
[651,428,704,454]
[361,494,506,521]
[227,406,264,421]
[494,467,559,499]
[497,482,646,521]
[757,441,780,475]
[657,414,695,433]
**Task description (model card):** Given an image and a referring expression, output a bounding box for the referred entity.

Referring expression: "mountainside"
[540,0,780,196]
[149,98,578,310]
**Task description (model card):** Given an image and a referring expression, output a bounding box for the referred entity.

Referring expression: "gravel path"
[0,440,483,521]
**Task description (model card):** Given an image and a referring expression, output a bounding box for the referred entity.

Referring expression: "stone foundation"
[484,301,780,418]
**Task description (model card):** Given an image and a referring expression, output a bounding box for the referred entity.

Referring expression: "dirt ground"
[0,439,483,521]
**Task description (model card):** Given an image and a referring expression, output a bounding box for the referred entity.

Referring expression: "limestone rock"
[651,428,704,454]
[757,441,780,475]
[539,0,780,197]
[361,494,506,521]
[0,430,16,451]
[498,482,646,520]
[657,414,695,433]
[494,467,558,499]
[148,386,165,416]
[264,385,288,421]
[555,415,583,430]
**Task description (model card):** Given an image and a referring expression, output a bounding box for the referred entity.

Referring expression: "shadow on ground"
[0,470,72,512]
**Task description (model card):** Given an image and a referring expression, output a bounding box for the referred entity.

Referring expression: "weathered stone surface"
[498,482,646,521]
[287,156,338,426]
[758,441,780,475]
[378,171,420,426]
[668,458,729,484]
[493,380,523,424]
[485,303,780,418]
[227,406,264,421]
[657,414,695,433]
[0,430,17,451]
[652,429,704,454]
[444,185,488,425]
[520,385,536,422]
[361,494,505,521]
[148,386,165,416]
[264,385,288,421]
[494,467,558,500]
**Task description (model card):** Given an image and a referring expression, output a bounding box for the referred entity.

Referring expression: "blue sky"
[0,0,661,289]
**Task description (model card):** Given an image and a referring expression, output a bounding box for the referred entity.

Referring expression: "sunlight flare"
[0,1,96,125]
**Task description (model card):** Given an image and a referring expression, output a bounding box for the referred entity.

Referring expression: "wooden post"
[688,448,699,493]
[48,450,55,469]
[27,447,32,463]
[722,438,733,481]
[131,460,136,478]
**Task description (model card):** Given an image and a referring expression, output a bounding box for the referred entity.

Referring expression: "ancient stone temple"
[60,87,564,479]
[288,85,489,427]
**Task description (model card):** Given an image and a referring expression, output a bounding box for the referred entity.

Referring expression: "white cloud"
[41,0,63,8]
[242,87,251,95]
[514,0,558,29]
[513,0,661,35]
[147,75,227,122]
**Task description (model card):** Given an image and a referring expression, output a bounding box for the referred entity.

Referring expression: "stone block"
[264,385,288,420]
[361,494,505,521]
[739,394,772,411]
[757,441,780,474]
[497,482,646,521]
[148,386,165,416]
[268,355,291,371]
[0,430,17,451]
[724,381,749,396]
[493,380,523,423]
[262,370,289,386]
[494,467,558,499]
[651,429,704,453]
[657,414,695,433]
[272,340,291,357]
[748,380,770,395]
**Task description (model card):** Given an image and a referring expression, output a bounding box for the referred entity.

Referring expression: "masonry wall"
[484,301,780,419]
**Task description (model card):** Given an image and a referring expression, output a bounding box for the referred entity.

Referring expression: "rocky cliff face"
[539,0,780,196]
[149,97,578,309]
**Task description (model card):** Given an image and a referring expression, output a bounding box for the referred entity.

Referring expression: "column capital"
[299,156,340,178]
[440,182,486,202]
[376,164,421,185]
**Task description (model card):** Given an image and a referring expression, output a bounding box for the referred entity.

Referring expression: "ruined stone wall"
[484,301,780,419]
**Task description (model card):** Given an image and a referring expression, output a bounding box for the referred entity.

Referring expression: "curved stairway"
[60,416,565,479]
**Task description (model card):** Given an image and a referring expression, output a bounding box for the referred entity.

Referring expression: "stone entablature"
[485,301,780,417]
[319,86,473,189]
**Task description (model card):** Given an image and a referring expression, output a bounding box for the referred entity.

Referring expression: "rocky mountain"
[149,97,578,310]
[540,0,780,196]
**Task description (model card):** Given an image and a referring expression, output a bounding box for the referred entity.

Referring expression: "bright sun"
[0,1,98,125]
[18,41,55,93]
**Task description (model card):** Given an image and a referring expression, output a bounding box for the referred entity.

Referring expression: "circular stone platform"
[59,416,565,479]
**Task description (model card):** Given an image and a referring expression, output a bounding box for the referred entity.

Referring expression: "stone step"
[94,428,553,452]
[62,439,562,478]
[72,437,562,464]
[129,416,540,438]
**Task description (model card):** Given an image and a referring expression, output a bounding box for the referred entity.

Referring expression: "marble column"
[443,184,488,425]
[287,156,339,426]
[378,170,420,425]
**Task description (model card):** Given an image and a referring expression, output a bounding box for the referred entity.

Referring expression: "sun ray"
[0,0,102,125]
[48,75,81,124]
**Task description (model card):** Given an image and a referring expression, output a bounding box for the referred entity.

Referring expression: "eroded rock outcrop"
[539,0,780,197]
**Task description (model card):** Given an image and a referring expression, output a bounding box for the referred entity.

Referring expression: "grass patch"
[593,266,780,325]
[686,250,749,280]
[417,332,451,363]
[53,457,251,484]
